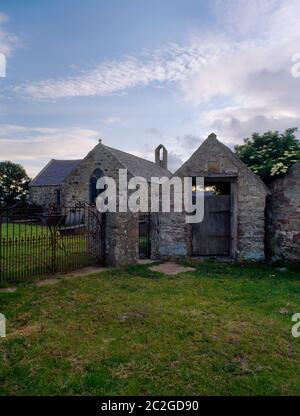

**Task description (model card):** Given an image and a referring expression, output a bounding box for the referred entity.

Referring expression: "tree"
[0,161,31,207]
[235,128,300,184]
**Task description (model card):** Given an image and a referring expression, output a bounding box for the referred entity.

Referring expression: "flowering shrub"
[235,128,300,184]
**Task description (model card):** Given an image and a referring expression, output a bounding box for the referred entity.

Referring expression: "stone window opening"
[158,147,163,161]
[155,144,168,170]
[56,189,61,207]
[89,168,104,205]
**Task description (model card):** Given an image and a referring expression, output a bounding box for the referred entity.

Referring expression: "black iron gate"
[138,214,151,259]
[0,203,105,283]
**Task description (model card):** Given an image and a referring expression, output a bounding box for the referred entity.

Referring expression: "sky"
[0,0,300,176]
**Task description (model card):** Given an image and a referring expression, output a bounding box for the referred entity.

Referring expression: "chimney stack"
[155,144,168,170]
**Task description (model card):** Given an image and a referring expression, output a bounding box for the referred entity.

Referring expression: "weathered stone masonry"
[30,185,61,207]
[30,133,300,264]
[267,162,300,262]
[29,140,171,267]
[155,134,269,261]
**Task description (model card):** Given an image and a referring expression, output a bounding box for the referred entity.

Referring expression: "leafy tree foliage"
[0,161,30,207]
[235,128,300,184]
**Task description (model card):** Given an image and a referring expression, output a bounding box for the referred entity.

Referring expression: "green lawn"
[0,223,92,282]
[1,223,45,239]
[1,260,300,396]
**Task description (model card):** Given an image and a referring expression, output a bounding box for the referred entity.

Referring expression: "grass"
[1,223,44,239]
[0,223,93,283]
[1,260,300,396]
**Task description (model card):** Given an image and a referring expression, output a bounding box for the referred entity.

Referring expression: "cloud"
[177,134,202,149]
[102,117,121,125]
[0,122,193,177]
[167,151,185,172]
[145,128,163,138]
[202,106,300,143]
[13,0,297,107]
[0,123,212,177]
[163,134,203,171]
[139,131,203,171]
[213,0,281,39]
[0,12,19,56]
[7,0,300,151]
[12,0,300,147]
[12,42,211,99]
[0,125,100,176]
[181,0,300,142]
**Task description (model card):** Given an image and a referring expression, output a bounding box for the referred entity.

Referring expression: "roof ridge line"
[51,158,82,162]
[103,144,171,174]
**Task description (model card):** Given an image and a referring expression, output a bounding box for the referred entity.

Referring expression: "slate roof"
[30,144,171,187]
[30,159,82,186]
[103,145,171,181]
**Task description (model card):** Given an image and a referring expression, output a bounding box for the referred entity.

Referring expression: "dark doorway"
[89,169,104,205]
[138,214,151,258]
[192,179,231,256]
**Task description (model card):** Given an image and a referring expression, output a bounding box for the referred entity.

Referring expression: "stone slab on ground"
[62,266,108,280]
[1,267,110,291]
[35,266,109,287]
[150,262,196,276]
[0,287,17,293]
[36,278,60,287]
[193,256,233,263]
[137,259,157,265]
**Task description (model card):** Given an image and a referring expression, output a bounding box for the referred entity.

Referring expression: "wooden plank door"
[192,194,231,256]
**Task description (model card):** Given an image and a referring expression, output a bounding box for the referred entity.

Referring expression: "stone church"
[29,133,299,265]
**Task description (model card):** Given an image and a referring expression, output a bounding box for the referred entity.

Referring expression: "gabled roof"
[30,143,171,187]
[175,133,269,194]
[103,145,171,181]
[30,159,82,186]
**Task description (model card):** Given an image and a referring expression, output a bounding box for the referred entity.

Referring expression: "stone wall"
[29,135,272,265]
[29,185,61,207]
[62,141,139,266]
[154,212,189,257]
[105,212,139,266]
[237,176,267,260]
[30,142,140,267]
[267,162,300,262]
[62,141,124,205]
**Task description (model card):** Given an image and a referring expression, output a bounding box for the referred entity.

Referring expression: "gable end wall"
[62,142,139,267]
[156,138,267,260]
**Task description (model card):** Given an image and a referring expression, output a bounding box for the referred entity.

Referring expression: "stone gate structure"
[154,133,269,261]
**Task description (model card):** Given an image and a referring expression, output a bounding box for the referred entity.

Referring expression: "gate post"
[87,207,105,265]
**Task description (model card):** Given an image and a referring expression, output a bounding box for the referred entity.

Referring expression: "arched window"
[159,146,164,161]
[89,168,104,204]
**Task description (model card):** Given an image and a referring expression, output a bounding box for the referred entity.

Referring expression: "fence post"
[50,225,56,275]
